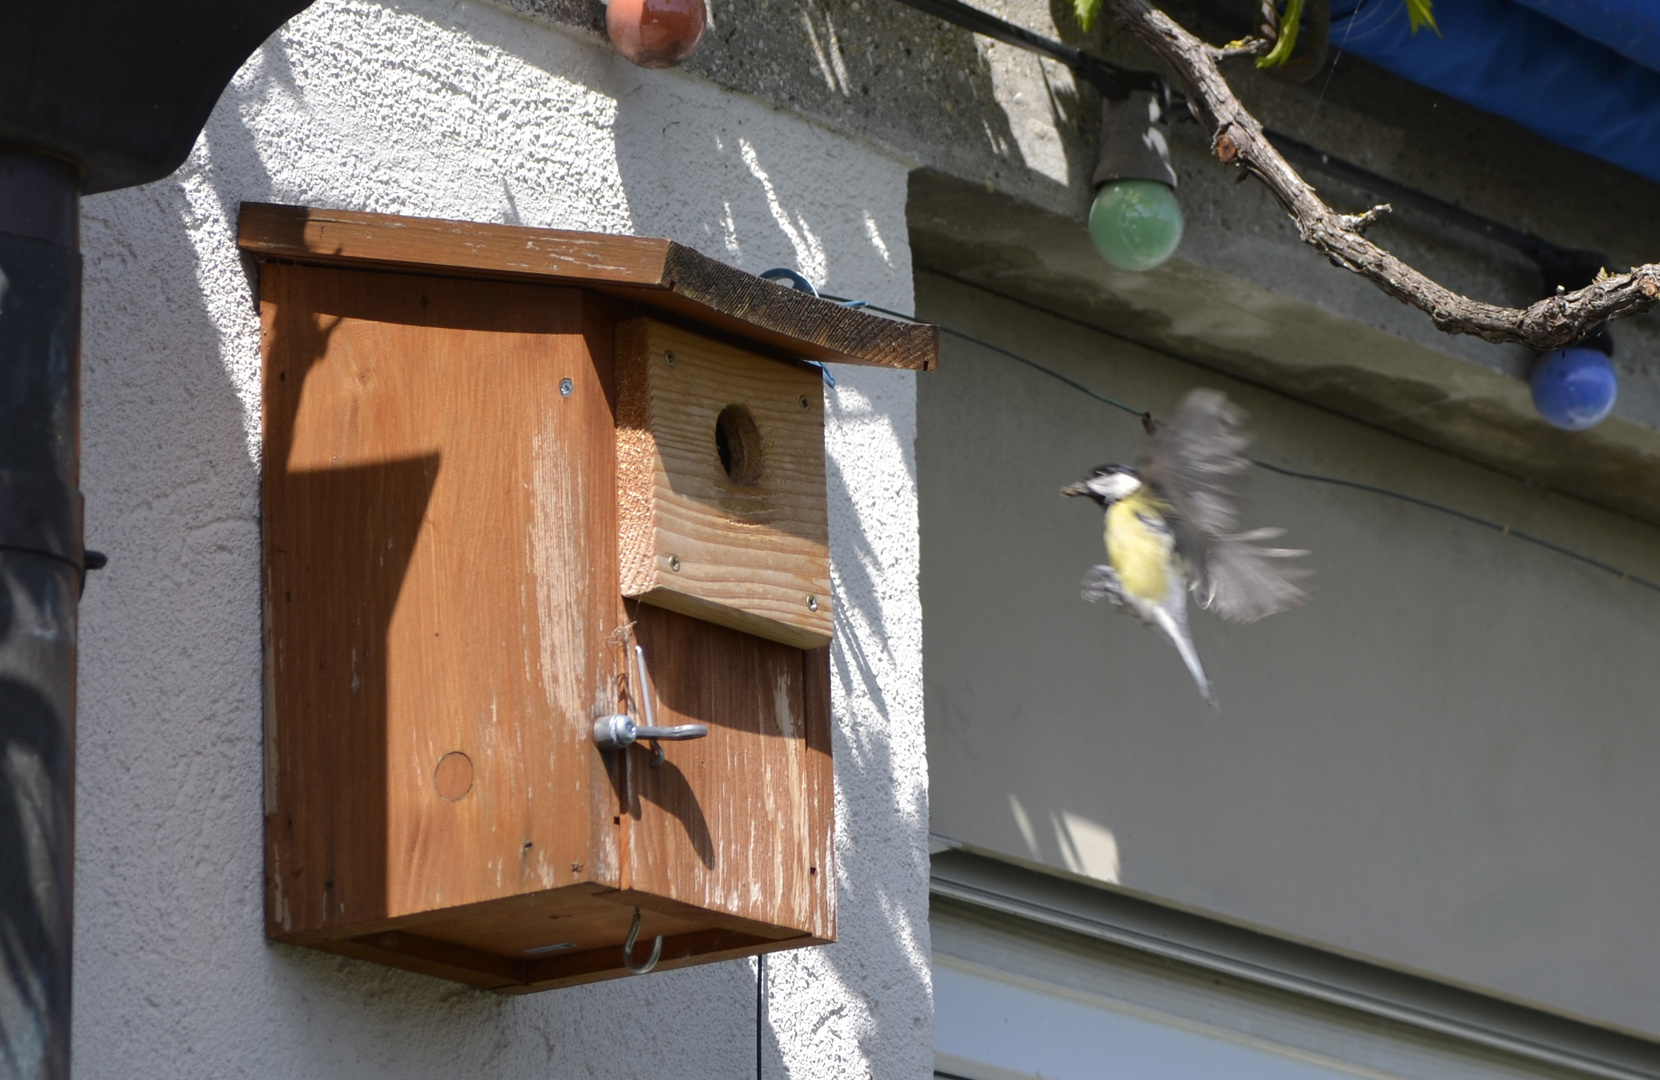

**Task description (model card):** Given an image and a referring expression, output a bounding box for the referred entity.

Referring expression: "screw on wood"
[806,595,819,612]
[559,377,573,396]
[669,555,682,572]
[665,350,676,365]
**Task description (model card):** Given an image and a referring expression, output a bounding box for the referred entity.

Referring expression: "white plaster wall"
[917,272,1660,1041]
[73,2,929,1076]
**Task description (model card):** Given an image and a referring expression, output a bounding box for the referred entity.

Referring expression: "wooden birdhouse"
[241,203,937,992]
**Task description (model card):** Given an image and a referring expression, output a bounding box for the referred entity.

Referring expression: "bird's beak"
[1061,481,1090,498]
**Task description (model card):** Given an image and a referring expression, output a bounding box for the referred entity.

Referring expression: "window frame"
[931,846,1660,1080]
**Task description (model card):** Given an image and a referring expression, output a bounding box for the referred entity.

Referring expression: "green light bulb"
[1089,179,1183,272]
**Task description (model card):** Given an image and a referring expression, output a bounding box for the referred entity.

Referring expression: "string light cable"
[819,293,1660,597]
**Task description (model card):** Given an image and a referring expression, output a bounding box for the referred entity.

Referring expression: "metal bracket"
[593,644,708,764]
[0,469,82,566]
[0,468,104,589]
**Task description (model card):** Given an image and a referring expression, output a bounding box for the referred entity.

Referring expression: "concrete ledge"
[909,168,1660,526]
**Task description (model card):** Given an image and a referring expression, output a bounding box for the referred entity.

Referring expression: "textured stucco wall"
[73,2,929,1076]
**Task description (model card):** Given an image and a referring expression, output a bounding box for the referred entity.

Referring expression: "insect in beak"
[1061,481,1091,498]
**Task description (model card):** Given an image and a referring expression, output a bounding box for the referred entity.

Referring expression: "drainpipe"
[0,150,80,1080]
[0,8,319,1076]
[0,4,339,1074]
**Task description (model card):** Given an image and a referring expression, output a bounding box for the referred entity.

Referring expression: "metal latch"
[593,644,708,760]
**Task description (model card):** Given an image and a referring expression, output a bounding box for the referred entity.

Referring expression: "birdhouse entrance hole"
[715,403,763,486]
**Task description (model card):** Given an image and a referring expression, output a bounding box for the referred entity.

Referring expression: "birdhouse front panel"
[243,202,937,994]
[616,318,832,649]
[621,604,835,942]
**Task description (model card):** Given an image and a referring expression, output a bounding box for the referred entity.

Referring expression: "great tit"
[1062,389,1308,706]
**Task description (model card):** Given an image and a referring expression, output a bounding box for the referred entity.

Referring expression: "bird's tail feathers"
[1151,595,1217,709]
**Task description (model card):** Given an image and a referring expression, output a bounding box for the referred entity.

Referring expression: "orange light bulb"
[606,0,707,68]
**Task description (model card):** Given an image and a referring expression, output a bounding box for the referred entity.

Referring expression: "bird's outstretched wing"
[1139,389,1249,548]
[1140,389,1308,623]
[1201,527,1310,623]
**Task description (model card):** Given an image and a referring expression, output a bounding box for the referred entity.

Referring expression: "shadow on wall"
[605,30,936,1077]
[683,0,1092,197]
[257,281,440,942]
[604,25,939,1071]
[74,2,930,1078]
[1006,795,1122,884]
[608,0,1084,276]
[1056,813,1122,883]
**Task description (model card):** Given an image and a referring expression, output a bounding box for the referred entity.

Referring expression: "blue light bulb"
[1530,347,1617,430]
[1089,179,1183,272]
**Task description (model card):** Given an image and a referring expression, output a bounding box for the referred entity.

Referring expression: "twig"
[1338,203,1391,234]
[1105,0,1660,349]
[1210,36,1270,61]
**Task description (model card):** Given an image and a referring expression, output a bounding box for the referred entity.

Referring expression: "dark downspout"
[0,5,317,1076]
[0,151,81,1080]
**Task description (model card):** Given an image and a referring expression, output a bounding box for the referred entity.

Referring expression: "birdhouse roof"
[238,202,938,372]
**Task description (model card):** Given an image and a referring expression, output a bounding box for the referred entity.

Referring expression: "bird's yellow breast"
[1106,492,1173,603]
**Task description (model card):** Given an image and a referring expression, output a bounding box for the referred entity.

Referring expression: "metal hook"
[759,266,819,297]
[758,269,836,387]
[623,906,663,975]
[592,644,708,759]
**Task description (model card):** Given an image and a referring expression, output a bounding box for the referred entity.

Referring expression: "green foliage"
[1255,0,1304,68]
[1090,0,1435,66]
[1406,0,1440,35]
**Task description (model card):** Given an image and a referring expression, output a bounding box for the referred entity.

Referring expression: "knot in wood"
[1642,276,1659,299]
[1214,133,1240,164]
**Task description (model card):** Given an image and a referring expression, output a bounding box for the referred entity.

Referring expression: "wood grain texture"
[239,202,939,371]
[261,259,836,993]
[241,201,673,289]
[287,883,815,992]
[262,265,624,940]
[617,319,832,650]
[619,605,836,944]
[512,927,800,993]
[312,924,808,994]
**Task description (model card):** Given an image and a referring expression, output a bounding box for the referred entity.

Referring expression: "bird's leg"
[1080,564,1127,607]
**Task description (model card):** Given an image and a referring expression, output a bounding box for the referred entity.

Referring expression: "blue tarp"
[1328,0,1660,186]
[1505,0,1660,74]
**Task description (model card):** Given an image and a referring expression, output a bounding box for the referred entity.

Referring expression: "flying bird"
[1062,389,1308,706]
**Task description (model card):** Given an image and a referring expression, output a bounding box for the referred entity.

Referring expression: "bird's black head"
[1061,464,1143,507]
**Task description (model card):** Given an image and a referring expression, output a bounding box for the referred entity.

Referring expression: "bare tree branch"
[1106,0,1660,349]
